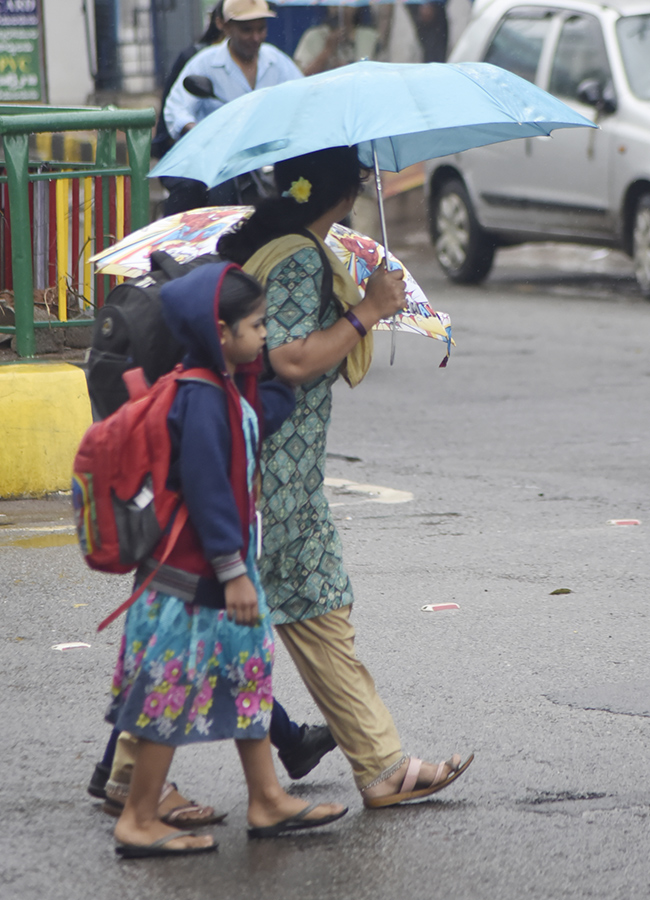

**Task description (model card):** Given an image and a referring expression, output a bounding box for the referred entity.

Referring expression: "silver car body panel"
[427,0,650,250]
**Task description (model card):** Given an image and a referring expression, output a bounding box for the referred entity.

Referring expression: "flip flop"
[161,803,227,827]
[247,802,348,839]
[103,780,227,827]
[363,753,474,809]
[115,831,218,859]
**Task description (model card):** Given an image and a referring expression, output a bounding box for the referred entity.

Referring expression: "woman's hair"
[200,2,223,44]
[219,267,264,330]
[218,146,366,265]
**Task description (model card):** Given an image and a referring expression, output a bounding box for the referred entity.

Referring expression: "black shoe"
[87,761,111,799]
[278,724,337,780]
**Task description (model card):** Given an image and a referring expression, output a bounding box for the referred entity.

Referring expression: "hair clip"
[281,176,312,203]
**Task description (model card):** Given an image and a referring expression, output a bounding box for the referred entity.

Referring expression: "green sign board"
[0,0,45,102]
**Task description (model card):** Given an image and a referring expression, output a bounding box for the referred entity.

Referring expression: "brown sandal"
[102,780,228,826]
[363,753,474,809]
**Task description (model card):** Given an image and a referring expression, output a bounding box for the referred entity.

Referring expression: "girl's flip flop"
[115,832,218,859]
[247,802,348,838]
[363,753,474,809]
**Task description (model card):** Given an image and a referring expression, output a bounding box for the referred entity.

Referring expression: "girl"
[106,262,346,858]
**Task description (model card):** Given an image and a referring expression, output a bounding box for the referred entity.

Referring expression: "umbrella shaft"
[372,142,396,365]
[372,144,390,263]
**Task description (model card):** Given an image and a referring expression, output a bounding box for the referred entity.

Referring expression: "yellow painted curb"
[0,362,92,498]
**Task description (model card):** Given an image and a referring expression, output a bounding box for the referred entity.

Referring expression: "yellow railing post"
[116,175,125,285]
[55,178,69,320]
[83,175,93,308]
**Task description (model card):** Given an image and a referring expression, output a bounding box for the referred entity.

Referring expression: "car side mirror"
[577,78,617,114]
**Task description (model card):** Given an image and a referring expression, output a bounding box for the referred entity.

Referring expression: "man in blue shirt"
[162,0,302,213]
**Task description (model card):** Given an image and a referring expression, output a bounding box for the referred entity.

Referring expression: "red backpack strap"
[122,367,150,401]
[96,503,189,632]
[177,367,224,389]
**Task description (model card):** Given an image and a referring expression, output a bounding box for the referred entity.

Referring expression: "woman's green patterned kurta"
[260,246,354,625]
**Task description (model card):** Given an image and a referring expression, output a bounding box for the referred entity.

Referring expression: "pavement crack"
[522,791,608,806]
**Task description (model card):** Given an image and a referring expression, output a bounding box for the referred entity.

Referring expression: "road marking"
[0,533,77,549]
[324,478,413,504]
[0,524,75,533]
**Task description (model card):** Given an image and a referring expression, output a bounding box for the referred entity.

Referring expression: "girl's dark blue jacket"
[137,263,294,608]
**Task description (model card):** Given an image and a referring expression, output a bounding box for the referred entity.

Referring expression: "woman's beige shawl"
[243,230,373,387]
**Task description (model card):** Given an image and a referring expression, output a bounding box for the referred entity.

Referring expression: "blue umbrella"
[152,61,594,185]
[151,60,595,358]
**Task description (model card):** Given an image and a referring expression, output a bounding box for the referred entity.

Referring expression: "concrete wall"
[42,1,95,105]
[0,363,92,498]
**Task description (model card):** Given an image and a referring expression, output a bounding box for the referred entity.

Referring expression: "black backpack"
[86,233,334,421]
[86,250,221,420]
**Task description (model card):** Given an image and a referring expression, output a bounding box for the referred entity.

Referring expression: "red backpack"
[72,364,221,631]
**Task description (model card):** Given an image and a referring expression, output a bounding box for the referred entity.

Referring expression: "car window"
[549,14,611,101]
[616,14,650,101]
[483,9,554,84]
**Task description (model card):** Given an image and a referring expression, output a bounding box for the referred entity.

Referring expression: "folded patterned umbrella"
[91,206,453,363]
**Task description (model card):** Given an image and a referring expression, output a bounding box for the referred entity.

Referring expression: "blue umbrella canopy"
[151,60,595,187]
[151,60,594,364]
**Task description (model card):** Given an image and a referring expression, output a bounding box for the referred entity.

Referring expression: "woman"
[218,146,473,807]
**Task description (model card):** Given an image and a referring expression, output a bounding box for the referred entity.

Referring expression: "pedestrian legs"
[236,735,345,830]
[113,739,214,852]
[276,605,406,790]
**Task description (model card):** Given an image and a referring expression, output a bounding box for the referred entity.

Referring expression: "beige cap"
[222,0,276,22]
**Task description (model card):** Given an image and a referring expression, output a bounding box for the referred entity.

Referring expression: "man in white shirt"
[162,0,303,212]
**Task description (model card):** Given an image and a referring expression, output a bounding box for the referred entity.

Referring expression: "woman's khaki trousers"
[276,605,405,790]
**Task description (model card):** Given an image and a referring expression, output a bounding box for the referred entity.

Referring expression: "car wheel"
[431,179,495,284]
[632,193,650,298]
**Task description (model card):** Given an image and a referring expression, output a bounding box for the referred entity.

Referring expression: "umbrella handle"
[372,142,397,366]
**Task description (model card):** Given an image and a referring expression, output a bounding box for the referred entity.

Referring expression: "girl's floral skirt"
[106,589,274,746]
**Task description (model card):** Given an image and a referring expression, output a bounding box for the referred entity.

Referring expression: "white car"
[426,0,650,295]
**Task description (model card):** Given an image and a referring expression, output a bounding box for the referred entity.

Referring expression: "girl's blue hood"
[160,262,236,373]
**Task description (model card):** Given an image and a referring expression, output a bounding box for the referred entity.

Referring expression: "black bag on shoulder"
[87,231,335,418]
[86,250,221,420]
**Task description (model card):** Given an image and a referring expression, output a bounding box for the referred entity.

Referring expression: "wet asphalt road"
[2,233,650,900]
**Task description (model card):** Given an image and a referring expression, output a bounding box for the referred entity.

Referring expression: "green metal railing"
[0,105,155,357]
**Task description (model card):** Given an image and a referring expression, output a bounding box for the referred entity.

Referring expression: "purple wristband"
[343,309,367,338]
